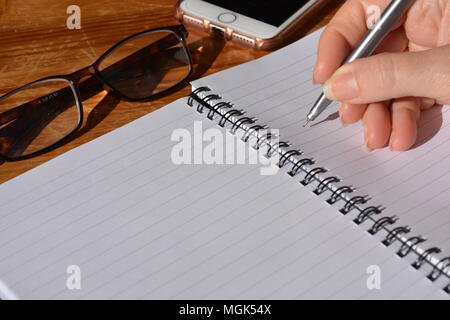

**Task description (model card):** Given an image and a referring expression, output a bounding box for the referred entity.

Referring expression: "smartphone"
[175,0,326,50]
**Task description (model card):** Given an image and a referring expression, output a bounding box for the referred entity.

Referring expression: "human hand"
[313,0,450,151]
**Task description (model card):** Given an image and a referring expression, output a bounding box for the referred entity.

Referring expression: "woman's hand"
[313,0,450,151]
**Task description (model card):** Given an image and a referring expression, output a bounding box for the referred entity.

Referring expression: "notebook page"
[192,30,450,265]
[0,98,446,299]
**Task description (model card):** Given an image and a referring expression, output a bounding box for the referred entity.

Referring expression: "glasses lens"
[0,79,80,159]
[98,30,191,99]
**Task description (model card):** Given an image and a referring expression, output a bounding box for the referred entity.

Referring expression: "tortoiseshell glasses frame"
[0,24,193,161]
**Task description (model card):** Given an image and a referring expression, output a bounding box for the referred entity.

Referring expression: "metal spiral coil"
[300,167,328,186]
[207,101,233,120]
[327,186,354,205]
[278,150,303,168]
[368,216,397,235]
[188,87,211,107]
[313,176,341,195]
[288,158,315,177]
[428,257,450,282]
[397,236,427,258]
[197,94,222,113]
[339,195,370,215]
[218,109,244,127]
[266,141,291,158]
[189,86,450,293]
[382,226,411,247]
[353,206,384,225]
[412,247,442,270]
[242,125,267,143]
[231,117,256,134]
[253,132,276,150]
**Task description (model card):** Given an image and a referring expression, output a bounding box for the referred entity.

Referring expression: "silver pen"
[304,0,416,127]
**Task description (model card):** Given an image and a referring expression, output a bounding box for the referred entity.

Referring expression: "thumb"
[323,45,450,105]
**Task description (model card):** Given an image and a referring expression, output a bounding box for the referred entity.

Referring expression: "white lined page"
[0,97,447,299]
[192,29,450,263]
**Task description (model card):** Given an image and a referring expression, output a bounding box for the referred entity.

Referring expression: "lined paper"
[193,30,450,262]
[0,29,448,299]
[0,98,446,299]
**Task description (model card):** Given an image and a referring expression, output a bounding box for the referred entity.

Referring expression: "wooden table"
[0,0,343,184]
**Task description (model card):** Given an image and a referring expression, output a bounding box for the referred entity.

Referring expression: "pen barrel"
[344,0,416,64]
[306,0,415,123]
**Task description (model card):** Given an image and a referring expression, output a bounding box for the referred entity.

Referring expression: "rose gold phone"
[174,0,327,50]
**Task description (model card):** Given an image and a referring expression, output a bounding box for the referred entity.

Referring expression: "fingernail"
[389,131,396,151]
[323,68,359,101]
[338,103,348,127]
[365,136,373,153]
[364,124,373,153]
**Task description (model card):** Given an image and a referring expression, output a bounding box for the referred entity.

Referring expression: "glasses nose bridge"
[71,65,97,83]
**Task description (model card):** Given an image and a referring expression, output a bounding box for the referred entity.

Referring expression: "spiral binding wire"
[188,86,450,293]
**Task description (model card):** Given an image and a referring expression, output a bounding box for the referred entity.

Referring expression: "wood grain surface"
[0,0,343,183]
[0,0,6,13]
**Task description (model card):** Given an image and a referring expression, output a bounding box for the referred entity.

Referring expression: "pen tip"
[303,119,310,127]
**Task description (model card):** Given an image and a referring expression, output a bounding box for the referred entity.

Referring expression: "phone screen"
[203,0,312,27]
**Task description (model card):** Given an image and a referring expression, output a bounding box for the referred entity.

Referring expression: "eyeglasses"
[0,25,193,160]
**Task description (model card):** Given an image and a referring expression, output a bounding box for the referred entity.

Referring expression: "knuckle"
[427,46,450,102]
[375,53,398,91]
[358,53,398,97]
[432,45,450,103]
[394,98,421,121]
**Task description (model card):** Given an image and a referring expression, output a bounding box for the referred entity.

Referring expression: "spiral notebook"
[0,29,449,300]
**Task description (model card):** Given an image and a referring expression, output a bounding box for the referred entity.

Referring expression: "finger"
[323,45,450,105]
[389,97,421,151]
[313,0,394,84]
[313,25,353,84]
[339,102,368,125]
[362,102,391,152]
[420,97,436,110]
